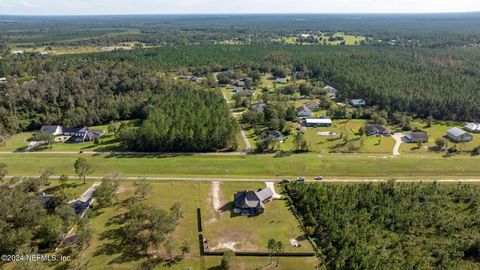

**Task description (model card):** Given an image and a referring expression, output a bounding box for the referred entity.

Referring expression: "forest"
[284,182,480,270]
[3,13,480,47]
[115,87,238,152]
[0,57,237,152]
[71,44,480,121]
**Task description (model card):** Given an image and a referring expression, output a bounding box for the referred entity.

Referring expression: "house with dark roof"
[365,125,390,136]
[233,187,274,215]
[262,130,285,142]
[405,132,429,143]
[350,99,367,108]
[64,127,103,143]
[40,125,63,136]
[297,106,312,117]
[447,127,473,142]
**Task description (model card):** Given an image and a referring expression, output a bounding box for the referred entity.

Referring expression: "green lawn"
[0,132,35,151]
[71,181,317,269]
[202,182,313,253]
[399,120,480,154]
[1,153,480,179]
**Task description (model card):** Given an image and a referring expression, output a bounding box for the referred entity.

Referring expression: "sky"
[0,0,480,16]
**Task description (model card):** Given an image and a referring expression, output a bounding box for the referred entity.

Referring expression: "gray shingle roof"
[447,127,467,137]
[40,125,61,135]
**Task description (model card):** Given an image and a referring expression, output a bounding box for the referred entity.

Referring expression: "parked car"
[281,179,291,183]
[314,176,323,181]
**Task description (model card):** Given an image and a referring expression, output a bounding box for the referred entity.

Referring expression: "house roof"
[365,124,389,134]
[276,78,287,83]
[256,187,273,202]
[350,99,366,106]
[64,127,88,133]
[233,188,273,210]
[234,191,263,209]
[323,85,337,94]
[306,118,332,125]
[406,132,429,141]
[251,103,266,112]
[264,130,284,139]
[447,127,468,137]
[296,106,312,113]
[40,125,61,135]
[465,123,480,131]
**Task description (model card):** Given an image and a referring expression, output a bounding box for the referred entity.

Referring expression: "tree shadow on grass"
[93,212,144,264]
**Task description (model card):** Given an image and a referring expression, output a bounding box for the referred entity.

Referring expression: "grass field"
[1,153,480,179]
[202,182,313,253]
[0,132,34,151]
[399,120,480,154]
[62,181,317,270]
[0,123,129,153]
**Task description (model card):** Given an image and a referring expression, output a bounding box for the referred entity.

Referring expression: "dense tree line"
[116,86,237,152]
[77,44,480,121]
[3,14,480,47]
[284,182,480,270]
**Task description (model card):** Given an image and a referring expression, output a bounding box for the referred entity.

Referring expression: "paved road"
[392,133,404,156]
[5,175,480,183]
[0,151,248,156]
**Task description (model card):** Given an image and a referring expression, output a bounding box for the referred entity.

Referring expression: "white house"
[464,123,480,133]
[306,118,332,127]
[276,78,288,84]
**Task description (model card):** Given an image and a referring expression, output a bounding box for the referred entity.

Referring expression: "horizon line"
[1,11,480,17]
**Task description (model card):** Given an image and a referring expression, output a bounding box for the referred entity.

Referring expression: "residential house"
[233,79,246,87]
[232,87,253,96]
[305,118,332,127]
[447,127,473,142]
[276,78,288,84]
[63,127,88,136]
[464,123,480,133]
[262,130,285,142]
[405,132,429,143]
[350,99,367,108]
[297,106,312,117]
[233,187,274,215]
[251,103,266,113]
[63,127,95,143]
[40,125,63,136]
[304,101,320,110]
[12,50,23,55]
[323,85,338,96]
[365,124,390,136]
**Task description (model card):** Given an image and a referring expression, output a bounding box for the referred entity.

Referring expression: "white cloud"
[0,0,479,15]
